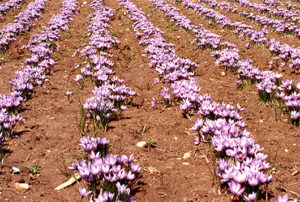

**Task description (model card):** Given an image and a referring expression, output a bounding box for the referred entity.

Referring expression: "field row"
[0,0,299,201]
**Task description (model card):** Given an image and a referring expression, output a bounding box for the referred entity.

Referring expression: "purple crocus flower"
[228,182,245,196]
[274,194,289,202]
[93,191,114,202]
[78,187,92,197]
[66,91,72,96]
[116,182,130,195]
[244,192,256,202]
[74,74,83,82]
[151,98,157,106]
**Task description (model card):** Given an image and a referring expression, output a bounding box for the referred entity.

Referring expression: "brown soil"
[0,0,299,201]
[0,0,34,28]
[0,0,66,95]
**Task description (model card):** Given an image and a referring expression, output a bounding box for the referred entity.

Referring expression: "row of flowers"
[0,0,79,162]
[257,0,299,12]
[178,0,300,70]
[258,0,299,11]
[0,0,23,19]
[71,1,139,201]
[74,1,135,132]
[196,0,300,38]
[119,0,275,200]
[157,0,299,125]
[227,0,300,23]
[0,0,48,51]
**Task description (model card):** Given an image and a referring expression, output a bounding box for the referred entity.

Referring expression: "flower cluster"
[192,116,272,201]
[197,0,238,13]
[197,0,300,38]
[180,0,300,70]
[0,0,78,147]
[84,82,135,130]
[120,0,278,199]
[152,0,299,124]
[172,79,210,114]
[260,0,282,7]
[70,136,140,202]
[241,11,300,38]
[285,3,300,11]
[76,0,135,131]
[230,0,300,23]
[0,0,23,19]
[0,108,22,138]
[0,0,48,51]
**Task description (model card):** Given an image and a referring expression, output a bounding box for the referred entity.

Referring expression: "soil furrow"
[0,0,93,200]
[128,0,300,198]
[193,0,300,46]
[0,0,71,95]
[222,0,300,25]
[0,0,35,29]
[168,0,299,80]
[102,0,226,200]
[0,0,298,200]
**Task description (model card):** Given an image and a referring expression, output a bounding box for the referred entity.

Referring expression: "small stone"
[182,162,189,166]
[293,144,296,146]
[259,120,263,123]
[174,137,178,141]
[147,166,158,174]
[291,170,299,176]
[14,183,29,190]
[83,1,87,4]
[285,149,288,153]
[221,72,225,76]
[183,152,191,159]
[136,141,147,148]
[282,119,289,123]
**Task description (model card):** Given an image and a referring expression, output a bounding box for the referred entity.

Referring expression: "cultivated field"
[0,0,299,201]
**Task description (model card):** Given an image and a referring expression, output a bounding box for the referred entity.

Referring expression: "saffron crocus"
[93,191,114,202]
[244,192,256,202]
[126,171,135,180]
[194,136,200,145]
[74,74,83,82]
[151,98,157,106]
[11,166,20,174]
[78,187,92,198]
[130,163,141,174]
[116,182,130,195]
[274,194,289,202]
[228,182,245,196]
[66,91,72,96]
[2,163,20,174]
[234,171,247,183]
[161,88,171,103]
